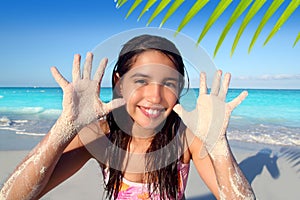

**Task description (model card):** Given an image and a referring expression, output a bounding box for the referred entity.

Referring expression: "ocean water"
[0,87,299,150]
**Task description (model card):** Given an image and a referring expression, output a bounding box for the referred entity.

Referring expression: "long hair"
[103,35,188,199]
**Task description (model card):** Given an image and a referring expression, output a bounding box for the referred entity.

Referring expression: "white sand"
[0,142,299,199]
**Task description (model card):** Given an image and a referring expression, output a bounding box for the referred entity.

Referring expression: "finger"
[72,54,81,82]
[83,52,93,79]
[104,98,126,113]
[173,104,183,118]
[51,67,69,88]
[93,58,108,83]
[219,72,231,101]
[199,72,207,95]
[227,90,248,111]
[210,70,222,96]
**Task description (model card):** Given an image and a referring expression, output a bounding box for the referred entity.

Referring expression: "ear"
[113,72,123,95]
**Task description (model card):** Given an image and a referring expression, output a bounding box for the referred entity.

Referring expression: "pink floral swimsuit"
[103,162,190,199]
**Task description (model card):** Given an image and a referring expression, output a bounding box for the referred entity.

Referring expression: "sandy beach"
[0,141,299,200]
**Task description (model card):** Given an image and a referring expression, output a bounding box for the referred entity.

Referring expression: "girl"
[0,35,255,199]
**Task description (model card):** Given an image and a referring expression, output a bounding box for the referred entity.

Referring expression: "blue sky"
[0,0,299,89]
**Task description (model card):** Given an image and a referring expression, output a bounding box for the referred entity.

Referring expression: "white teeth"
[145,109,160,115]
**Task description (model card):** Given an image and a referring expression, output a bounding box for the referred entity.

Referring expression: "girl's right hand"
[51,52,125,133]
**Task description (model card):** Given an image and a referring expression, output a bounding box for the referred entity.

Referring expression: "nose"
[145,83,162,104]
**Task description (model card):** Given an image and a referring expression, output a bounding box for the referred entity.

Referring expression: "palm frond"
[214,0,253,57]
[125,0,143,19]
[138,0,157,21]
[293,32,300,47]
[177,0,209,32]
[160,0,185,27]
[197,0,233,45]
[116,0,128,8]
[176,0,209,34]
[231,0,267,57]
[248,0,284,53]
[264,0,300,46]
[116,0,299,56]
[147,0,171,26]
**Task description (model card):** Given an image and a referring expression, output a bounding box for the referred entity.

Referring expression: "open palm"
[51,53,124,130]
[173,70,248,157]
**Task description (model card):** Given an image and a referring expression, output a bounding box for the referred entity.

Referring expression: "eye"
[163,81,177,89]
[134,79,148,85]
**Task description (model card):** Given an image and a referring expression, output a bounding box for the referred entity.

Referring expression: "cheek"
[163,90,178,109]
[123,88,142,114]
[165,87,179,103]
[122,85,141,104]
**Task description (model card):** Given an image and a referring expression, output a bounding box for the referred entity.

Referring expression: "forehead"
[131,50,176,70]
[125,64,180,81]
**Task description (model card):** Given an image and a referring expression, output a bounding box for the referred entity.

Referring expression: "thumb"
[104,98,126,113]
[228,90,248,111]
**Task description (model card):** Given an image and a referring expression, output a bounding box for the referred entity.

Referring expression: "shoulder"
[182,128,206,161]
[178,127,202,164]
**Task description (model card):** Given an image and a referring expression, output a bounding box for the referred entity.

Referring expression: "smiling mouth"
[139,106,165,118]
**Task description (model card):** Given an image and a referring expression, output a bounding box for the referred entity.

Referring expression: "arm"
[174,70,255,199]
[36,133,92,199]
[0,121,76,200]
[37,121,107,198]
[0,53,124,200]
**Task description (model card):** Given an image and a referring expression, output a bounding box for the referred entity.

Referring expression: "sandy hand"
[173,70,248,158]
[51,53,125,133]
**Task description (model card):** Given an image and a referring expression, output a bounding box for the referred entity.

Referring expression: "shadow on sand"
[186,146,300,200]
[279,146,300,178]
[239,148,280,184]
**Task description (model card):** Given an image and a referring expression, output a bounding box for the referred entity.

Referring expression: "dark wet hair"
[112,34,186,96]
[103,35,188,199]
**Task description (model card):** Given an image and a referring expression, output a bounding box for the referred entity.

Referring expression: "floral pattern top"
[103,162,190,199]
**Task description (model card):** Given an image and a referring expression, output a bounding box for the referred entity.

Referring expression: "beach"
[1,141,299,200]
[0,87,300,199]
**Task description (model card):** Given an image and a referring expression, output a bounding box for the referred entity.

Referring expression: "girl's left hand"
[173,70,248,157]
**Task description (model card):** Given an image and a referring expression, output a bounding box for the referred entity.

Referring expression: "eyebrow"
[130,73,179,81]
[130,73,150,79]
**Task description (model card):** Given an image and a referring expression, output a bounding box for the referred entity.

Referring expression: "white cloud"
[234,74,300,81]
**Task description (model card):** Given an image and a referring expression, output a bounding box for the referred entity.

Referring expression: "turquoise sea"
[0,87,299,150]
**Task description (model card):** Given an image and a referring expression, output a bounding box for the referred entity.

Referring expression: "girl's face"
[120,50,181,130]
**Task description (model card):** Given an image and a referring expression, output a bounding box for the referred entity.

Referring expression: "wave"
[40,109,61,117]
[0,107,62,116]
[0,116,12,126]
[0,116,47,137]
[14,119,29,123]
[16,131,46,136]
[227,124,300,146]
[0,107,45,114]
[0,126,25,132]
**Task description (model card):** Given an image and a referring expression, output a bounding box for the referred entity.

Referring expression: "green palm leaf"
[147,0,171,26]
[160,0,185,27]
[116,0,299,56]
[116,0,128,8]
[176,0,209,34]
[125,0,143,19]
[248,0,284,53]
[214,0,253,57]
[264,0,300,46]
[293,32,300,47]
[231,0,267,56]
[138,0,157,21]
[197,0,233,45]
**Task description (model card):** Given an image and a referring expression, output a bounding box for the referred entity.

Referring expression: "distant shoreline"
[1,86,300,90]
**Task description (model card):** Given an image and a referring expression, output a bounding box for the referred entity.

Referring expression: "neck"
[131,122,156,142]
